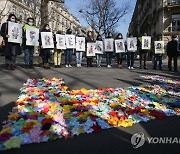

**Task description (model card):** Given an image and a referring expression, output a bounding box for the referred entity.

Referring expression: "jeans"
[5,45,16,66]
[168,56,177,71]
[96,54,102,66]
[24,48,34,66]
[153,54,162,70]
[76,51,83,65]
[106,52,113,65]
[139,52,148,68]
[127,52,135,67]
[116,53,123,65]
[65,49,73,65]
[54,50,62,66]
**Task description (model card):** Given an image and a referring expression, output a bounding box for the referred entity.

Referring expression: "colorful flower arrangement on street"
[0,76,180,151]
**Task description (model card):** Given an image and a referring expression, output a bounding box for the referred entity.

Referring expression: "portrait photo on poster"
[104,38,114,52]
[76,37,85,51]
[56,34,66,49]
[127,37,137,51]
[95,41,104,54]
[154,41,165,54]
[87,43,96,57]
[8,21,23,43]
[26,27,39,46]
[66,35,75,49]
[142,36,151,50]
[41,32,54,49]
[115,39,125,53]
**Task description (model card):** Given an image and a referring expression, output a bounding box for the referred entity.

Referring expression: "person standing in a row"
[96,34,103,67]
[22,17,36,69]
[167,35,178,72]
[116,33,124,69]
[86,30,95,67]
[138,33,149,69]
[0,14,22,70]
[65,28,73,68]
[106,32,113,68]
[39,24,51,69]
[127,34,135,69]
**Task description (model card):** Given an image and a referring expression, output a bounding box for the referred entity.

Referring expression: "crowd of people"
[0,14,179,72]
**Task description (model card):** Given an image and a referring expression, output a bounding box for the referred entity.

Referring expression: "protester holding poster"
[115,33,124,69]
[127,34,136,69]
[65,28,74,68]
[95,34,103,67]
[138,33,150,69]
[153,37,163,70]
[75,29,85,68]
[0,14,21,70]
[54,31,63,68]
[105,32,114,68]
[39,24,52,69]
[167,35,178,72]
[86,30,95,67]
[22,17,37,69]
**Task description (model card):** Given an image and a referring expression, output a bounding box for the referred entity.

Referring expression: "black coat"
[167,40,178,57]
[0,22,22,57]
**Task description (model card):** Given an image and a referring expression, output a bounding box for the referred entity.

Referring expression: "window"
[172,14,180,31]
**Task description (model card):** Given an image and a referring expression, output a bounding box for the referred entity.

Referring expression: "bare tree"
[80,0,130,36]
[40,0,64,28]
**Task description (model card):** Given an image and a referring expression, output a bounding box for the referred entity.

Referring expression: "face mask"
[28,22,33,26]
[10,18,15,22]
[45,27,49,30]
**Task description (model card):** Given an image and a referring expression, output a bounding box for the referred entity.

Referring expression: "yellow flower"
[8,113,19,120]
[0,127,11,134]
[4,137,21,149]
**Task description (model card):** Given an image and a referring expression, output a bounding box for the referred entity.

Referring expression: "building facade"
[128,0,180,44]
[0,0,82,34]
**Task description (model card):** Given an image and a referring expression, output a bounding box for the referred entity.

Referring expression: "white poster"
[127,37,137,51]
[76,37,85,51]
[95,41,104,54]
[142,36,151,50]
[66,35,75,49]
[56,34,66,49]
[87,43,96,57]
[41,32,54,49]
[115,39,125,53]
[155,41,165,54]
[26,27,39,46]
[104,38,114,52]
[8,21,23,43]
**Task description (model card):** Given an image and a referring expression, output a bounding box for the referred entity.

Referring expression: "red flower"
[92,124,102,133]
[149,110,165,120]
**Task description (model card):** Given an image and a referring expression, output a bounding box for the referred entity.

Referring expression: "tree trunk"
[40,0,49,29]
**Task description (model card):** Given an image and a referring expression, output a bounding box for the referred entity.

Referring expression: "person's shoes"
[168,68,172,71]
[128,66,131,69]
[69,64,72,68]
[144,67,148,70]
[58,65,61,68]
[107,65,111,68]
[139,66,142,69]
[66,65,69,68]
[131,67,134,70]
[54,65,59,68]
[6,64,11,70]
[159,68,163,71]
[11,65,15,70]
[118,64,122,69]
[79,64,82,68]
[29,65,34,69]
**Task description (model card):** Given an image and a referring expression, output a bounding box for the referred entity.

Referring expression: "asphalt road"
[0,55,180,154]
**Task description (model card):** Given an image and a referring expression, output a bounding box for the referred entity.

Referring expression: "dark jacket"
[167,40,178,57]
[137,37,149,53]
[0,22,22,57]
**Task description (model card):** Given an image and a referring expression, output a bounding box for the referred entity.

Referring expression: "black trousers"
[139,52,148,67]
[87,57,93,67]
[41,49,51,64]
[116,53,123,65]
[168,56,178,71]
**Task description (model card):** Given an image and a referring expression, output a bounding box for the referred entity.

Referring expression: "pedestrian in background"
[0,14,22,70]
